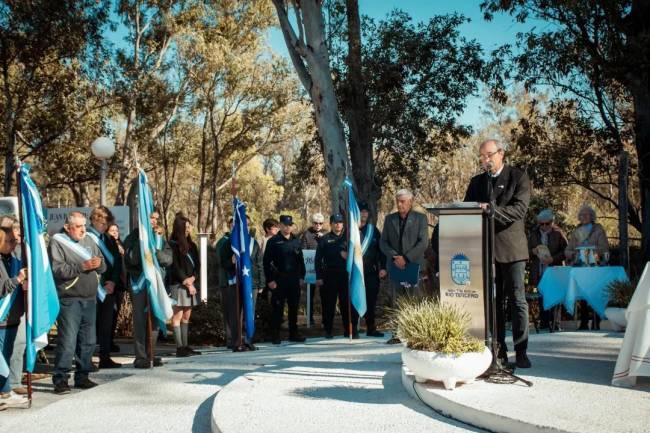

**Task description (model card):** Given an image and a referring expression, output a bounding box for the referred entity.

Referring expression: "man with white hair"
[49,211,106,394]
[300,213,326,326]
[464,139,531,368]
[379,189,429,303]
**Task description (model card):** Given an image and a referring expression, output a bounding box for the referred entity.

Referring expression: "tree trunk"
[273,0,350,212]
[3,128,15,196]
[344,0,381,220]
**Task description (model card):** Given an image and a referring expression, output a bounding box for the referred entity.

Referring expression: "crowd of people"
[0,138,613,410]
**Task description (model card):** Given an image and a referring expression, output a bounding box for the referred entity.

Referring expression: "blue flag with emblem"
[231,197,255,341]
[18,163,60,373]
[137,169,173,331]
[344,178,367,317]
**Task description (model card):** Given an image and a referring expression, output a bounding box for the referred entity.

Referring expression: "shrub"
[188,299,226,346]
[392,297,484,355]
[606,279,636,308]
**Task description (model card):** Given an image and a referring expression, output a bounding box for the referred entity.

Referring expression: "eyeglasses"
[313,222,323,225]
[539,222,552,226]
[479,150,502,160]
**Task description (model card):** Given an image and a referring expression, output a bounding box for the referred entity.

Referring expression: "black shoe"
[133,360,151,369]
[578,323,589,330]
[110,344,120,353]
[245,343,258,351]
[352,333,360,340]
[176,347,190,357]
[367,330,384,337]
[288,333,306,343]
[325,333,333,339]
[74,378,98,390]
[54,382,71,395]
[386,336,401,345]
[99,358,122,369]
[185,347,201,356]
[233,345,250,352]
[153,357,163,367]
[516,352,532,368]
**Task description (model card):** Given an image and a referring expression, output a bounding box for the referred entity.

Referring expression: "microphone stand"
[481,167,532,387]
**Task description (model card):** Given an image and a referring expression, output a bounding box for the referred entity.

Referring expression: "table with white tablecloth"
[538,266,628,317]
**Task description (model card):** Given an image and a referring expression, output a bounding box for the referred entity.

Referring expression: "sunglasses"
[539,222,552,226]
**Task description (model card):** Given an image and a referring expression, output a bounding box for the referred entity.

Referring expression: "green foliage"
[392,297,484,355]
[606,279,636,308]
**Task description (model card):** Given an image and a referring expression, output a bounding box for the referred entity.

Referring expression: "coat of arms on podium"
[450,253,471,285]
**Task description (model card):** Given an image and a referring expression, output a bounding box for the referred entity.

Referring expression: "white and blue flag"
[18,163,60,373]
[231,197,255,341]
[137,170,173,331]
[344,178,367,317]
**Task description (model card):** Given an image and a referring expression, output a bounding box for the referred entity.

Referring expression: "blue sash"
[155,233,164,251]
[0,256,22,322]
[86,227,114,267]
[361,224,374,256]
[52,233,106,301]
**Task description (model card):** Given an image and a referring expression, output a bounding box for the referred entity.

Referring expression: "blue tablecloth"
[538,266,628,317]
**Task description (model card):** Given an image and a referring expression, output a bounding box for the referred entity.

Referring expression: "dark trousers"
[96,293,116,359]
[0,325,18,392]
[131,288,157,363]
[579,301,600,329]
[495,261,529,353]
[53,298,97,385]
[364,273,380,332]
[222,284,242,348]
[271,276,301,335]
[338,279,359,336]
[110,290,124,346]
[307,284,324,324]
[322,270,347,334]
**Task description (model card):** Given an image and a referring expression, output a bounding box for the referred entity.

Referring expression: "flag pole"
[14,158,33,405]
[345,182,352,341]
[231,163,243,348]
[146,293,153,367]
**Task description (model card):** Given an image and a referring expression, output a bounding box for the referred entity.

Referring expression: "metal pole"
[198,233,209,302]
[100,159,107,206]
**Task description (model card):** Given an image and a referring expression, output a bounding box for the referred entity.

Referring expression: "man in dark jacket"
[314,214,351,338]
[49,211,107,394]
[123,210,173,368]
[300,213,325,326]
[358,203,387,337]
[464,139,531,368]
[263,215,306,344]
[528,209,567,331]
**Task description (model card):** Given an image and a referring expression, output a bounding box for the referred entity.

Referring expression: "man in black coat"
[464,139,531,368]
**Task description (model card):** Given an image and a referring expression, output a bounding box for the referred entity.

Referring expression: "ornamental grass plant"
[606,279,637,308]
[393,297,484,355]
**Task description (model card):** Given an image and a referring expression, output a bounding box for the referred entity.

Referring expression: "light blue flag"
[344,178,367,317]
[137,170,173,331]
[19,163,60,373]
[231,197,255,341]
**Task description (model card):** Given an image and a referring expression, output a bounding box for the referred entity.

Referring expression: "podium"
[424,202,487,340]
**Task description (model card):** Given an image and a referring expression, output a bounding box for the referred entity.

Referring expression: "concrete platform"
[402,332,650,433]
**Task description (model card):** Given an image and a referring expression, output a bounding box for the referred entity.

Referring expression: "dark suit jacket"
[527,225,568,286]
[379,210,429,267]
[464,165,530,263]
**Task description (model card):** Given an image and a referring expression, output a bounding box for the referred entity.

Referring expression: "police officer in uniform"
[263,215,306,344]
[315,214,359,339]
[358,202,387,337]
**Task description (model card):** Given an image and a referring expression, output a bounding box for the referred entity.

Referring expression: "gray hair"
[395,189,413,200]
[311,213,324,223]
[66,211,86,224]
[578,204,597,223]
[536,209,555,222]
[479,139,507,152]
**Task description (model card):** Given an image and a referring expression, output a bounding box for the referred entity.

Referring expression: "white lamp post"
[90,136,116,206]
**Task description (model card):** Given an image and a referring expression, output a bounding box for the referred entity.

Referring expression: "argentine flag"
[344,178,367,317]
[137,170,173,331]
[231,197,255,341]
[19,164,60,373]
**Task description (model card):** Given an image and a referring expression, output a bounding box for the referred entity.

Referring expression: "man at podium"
[464,139,532,369]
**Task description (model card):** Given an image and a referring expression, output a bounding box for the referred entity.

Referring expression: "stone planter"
[605,307,627,331]
[402,346,492,390]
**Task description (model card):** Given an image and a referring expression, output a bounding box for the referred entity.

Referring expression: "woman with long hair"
[169,215,200,357]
